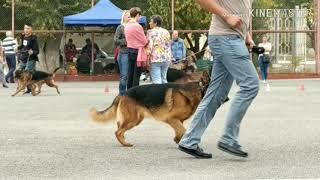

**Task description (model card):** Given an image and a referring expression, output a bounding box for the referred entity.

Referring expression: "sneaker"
[217,142,248,158]
[3,84,9,88]
[178,145,212,159]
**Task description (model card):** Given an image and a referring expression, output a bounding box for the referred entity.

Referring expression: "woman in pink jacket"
[124,7,148,89]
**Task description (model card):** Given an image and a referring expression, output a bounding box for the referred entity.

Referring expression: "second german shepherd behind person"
[90,71,216,147]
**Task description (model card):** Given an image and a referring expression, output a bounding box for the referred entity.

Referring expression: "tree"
[5,0,91,30]
[0,0,11,31]
[3,0,92,71]
[111,0,149,14]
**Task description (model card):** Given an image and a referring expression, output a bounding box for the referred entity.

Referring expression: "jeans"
[5,54,16,83]
[127,48,142,89]
[0,63,6,85]
[118,52,129,95]
[19,60,36,72]
[258,55,269,81]
[179,35,260,149]
[150,61,170,84]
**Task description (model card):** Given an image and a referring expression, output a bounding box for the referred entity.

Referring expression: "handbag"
[262,54,270,63]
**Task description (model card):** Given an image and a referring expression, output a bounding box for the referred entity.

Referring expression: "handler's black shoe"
[218,142,248,157]
[178,145,212,159]
[3,84,9,88]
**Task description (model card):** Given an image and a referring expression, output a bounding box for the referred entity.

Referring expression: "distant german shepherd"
[12,68,60,97]
[90,71,212,147]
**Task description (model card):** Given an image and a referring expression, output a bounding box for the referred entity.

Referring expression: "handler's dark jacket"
[18,34,39,63]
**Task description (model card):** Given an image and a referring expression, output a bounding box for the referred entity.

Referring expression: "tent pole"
[91,33,94,76]
[11,0,15,35]
[63,26,67,75]
[90,0,94,76]
[171,0,175,31]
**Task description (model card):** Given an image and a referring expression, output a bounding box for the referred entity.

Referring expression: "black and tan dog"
[12,68,60,97]
[89,71,225,147]
[167,68,195,83]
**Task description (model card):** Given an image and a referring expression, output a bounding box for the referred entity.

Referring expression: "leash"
[173,48,207,64]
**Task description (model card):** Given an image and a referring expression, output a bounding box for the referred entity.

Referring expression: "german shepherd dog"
[167,68,195,83]
[12,68,60,97]
[90,71,213,147]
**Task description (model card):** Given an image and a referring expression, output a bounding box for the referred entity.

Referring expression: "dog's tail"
[52,67,60,78]
[90,96,121,124]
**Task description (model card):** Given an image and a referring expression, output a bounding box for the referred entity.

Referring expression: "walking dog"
[12,68,60,97]
[89,71,230,147]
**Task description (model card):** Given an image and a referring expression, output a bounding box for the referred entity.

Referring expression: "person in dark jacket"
[18,23,39,73]
[81,38,99,60]
[17,23,39,94]
[114,10,130,95]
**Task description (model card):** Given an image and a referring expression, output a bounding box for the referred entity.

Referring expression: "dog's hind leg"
[165,120,186,144]
[46,79,60,95]
[31,84,37,96]
[115,110,144,147]
[35,81,44,95]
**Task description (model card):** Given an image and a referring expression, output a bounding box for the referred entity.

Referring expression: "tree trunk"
[184,33,208,60]
[37,35,62,73]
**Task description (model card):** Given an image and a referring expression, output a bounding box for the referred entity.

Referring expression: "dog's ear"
[202,71,209,78]
[200,70,210,87]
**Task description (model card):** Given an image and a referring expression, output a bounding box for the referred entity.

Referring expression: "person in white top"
[0,41,9,88]
[258,36,272,83]
[3,31,17,83]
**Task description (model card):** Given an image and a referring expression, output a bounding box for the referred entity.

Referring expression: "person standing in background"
[147,15,171,84]
[114,10,130,95]
[0,41,9,88]
[171,30,186,64]
[64,38,77,63]
[2,31,17,84]
[258,36,272,83]
[124,7,148,89]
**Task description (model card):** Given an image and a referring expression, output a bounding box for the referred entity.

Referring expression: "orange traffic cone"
[299,84,305,92]
[104,83,110,93]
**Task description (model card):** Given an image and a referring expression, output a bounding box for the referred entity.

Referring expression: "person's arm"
[0,46,3,58]
[17,36,24,50]
[12,39,18,52]
[146,30,153,52]
[197,0,243,29]
[64,45,68,53]
[95,43,100,52]
[29,36,39,55]
[137,25,148,46]
[114,26,127,47]
[181,40,187,59]
[0,48,3,63]
[245,33,255,48]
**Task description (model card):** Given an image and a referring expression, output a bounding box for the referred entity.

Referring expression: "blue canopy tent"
[63,0,147,75]
[63,0,147,26]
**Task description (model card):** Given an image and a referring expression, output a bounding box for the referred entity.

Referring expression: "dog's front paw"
[174,136,182,144]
